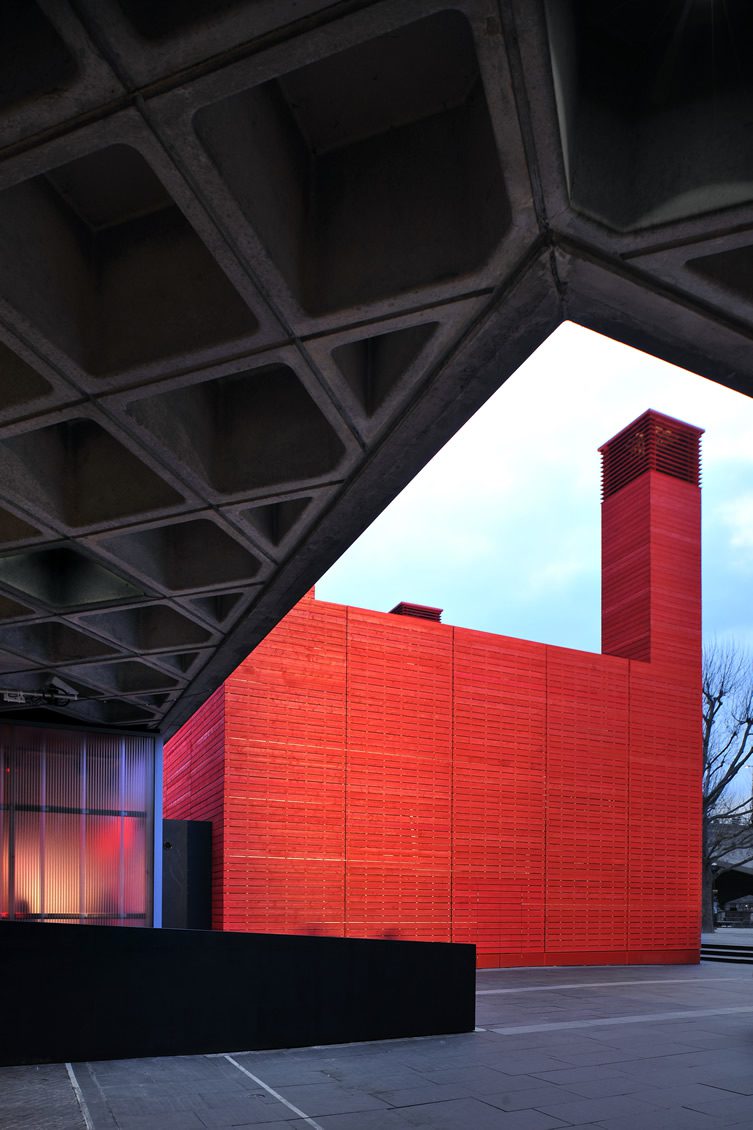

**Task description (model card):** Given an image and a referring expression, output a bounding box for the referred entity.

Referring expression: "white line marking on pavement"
[490,1004,753,1034]
[477,976,752,995]
[225,1054,325,1129]
[65,1063,95,1130]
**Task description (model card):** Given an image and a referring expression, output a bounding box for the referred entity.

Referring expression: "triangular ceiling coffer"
[244,497,311,546]
[332,323,436,417]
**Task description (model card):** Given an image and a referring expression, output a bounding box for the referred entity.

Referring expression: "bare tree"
[702,643,753,931]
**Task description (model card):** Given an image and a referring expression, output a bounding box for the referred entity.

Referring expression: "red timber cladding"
[627,663,700,961]
[452,631,545,966]
[545,647,629,963]
[647,473,701,672]
[602,474,651,661]
[163,685,226,928]
[224,594,347,936]
[345,607,453,942]
[602,471,701,672]
[166,587,700,963]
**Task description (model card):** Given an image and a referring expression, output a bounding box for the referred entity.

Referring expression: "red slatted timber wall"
[453,631,546,965]
[346,607,453,942]
[165,411,702,965]
[162,685,226,928]
[224,595,347,936]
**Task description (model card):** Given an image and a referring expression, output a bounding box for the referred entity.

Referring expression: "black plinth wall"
[0,921,475,1066]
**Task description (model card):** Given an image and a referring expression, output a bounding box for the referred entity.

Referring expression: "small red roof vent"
[389,602,443,622]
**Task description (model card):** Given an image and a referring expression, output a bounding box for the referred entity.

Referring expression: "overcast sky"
[316,321,753,654]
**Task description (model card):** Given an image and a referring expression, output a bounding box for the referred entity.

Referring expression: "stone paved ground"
[4,963,753,1129]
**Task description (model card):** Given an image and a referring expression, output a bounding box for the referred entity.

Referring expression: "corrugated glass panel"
[45,812,81,921]
[0,724,155,927]
[123,815,147,925]
[86,815,120,923]
[46,732,83,809]
[85,735,121,924]
[13,811,41,918]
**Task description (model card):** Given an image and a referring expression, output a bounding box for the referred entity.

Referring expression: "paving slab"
[596,1110,721,1130]
[0,1063,84,1130]
[480,1082,581,1111]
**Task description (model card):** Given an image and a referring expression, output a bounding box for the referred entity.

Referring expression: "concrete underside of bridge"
[0,0,751,736]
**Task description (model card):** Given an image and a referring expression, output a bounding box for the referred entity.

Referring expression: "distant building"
[165,411,703,967]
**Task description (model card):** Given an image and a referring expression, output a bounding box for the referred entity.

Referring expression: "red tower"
[165,411,703,966]
[601,411,703,959]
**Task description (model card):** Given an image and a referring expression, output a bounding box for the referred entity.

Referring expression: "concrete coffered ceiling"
[0,0,751,735]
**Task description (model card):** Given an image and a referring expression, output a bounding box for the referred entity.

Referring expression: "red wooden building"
[164,410,703,967]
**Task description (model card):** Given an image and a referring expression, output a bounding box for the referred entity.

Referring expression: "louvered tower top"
[599,409,704,500]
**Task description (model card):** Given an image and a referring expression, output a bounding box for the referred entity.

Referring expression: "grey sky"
[316,322,753,653]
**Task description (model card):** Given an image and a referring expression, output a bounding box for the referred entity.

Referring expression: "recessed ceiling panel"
[0,547,145,609]
[194,10,509,313]
[76,604,212,652]
[0,145,260,375]
[0,2,77,112]
[126,364,346,496]
[547,0,753,230]
[100,518,263,592]
[0,418,183,529]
